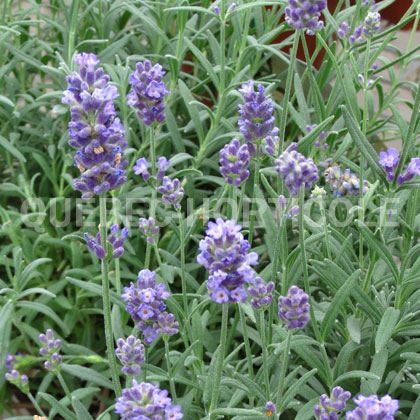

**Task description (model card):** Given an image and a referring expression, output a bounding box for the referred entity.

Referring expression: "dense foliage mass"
[1,1,420,419]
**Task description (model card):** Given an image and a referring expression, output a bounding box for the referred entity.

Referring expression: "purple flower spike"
[115,380,183,420]
[285,0,326,35]
[197,218,258,304]
[85,225,129,259]
[219,139,250,187]
[363,11,381,37]
[314,386,351,420]
[62,53,128,199]
[153,312,179,336]
[349,24,364,44]
[278,285,310,329]
[248,277,274,310]
[139,217,160,244]
[337,21,350,38]
[39,329,62,372]
[127,60,170,125]
[134,157,151,182]
[263,134,280,156]
[324,165,369,197]
[276,144,319,196]
[115,336,145,376]
[266,401,276,416]
[158,176,184,209]
[345,394,398,420]
[398,157,420,184]
[121,269,170,344]
[157,156,170,182]
[238,80,279,153]
[5,354,16,371]
[5,369,29,393]
[379,147,399,181]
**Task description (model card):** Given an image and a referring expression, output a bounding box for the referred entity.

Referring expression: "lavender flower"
[305,124,327,148]
[324,165,369,197]
[363,11,381,37]
[115,380,183,420]
[349,25,363,44]
[153,312,179,336]
[219,139,250,187]
[337,21,350,38]
[278,285,310,329]
[238,80,279,155]
[157,157,170,182]
[5,354,16,371]
[397,157,420,185]
[276,143,319,196]
[285,0,326,35]
[314,386,351,420]
[278,195,287,210]
[263,134,280,156]
[197,218,258,303]
[62,53,127,199]
[115,336,145,376]
[121,269,170,344]
[287,205,300,218]
[139,217,160,244]
[127,60,170,125]
[134,157,150,182]
[379,147,399,181]
[39,329,62,372]
[5,369,29,393]
[248,277,274,310]
[266,401,276,417]
[345,394,398,420]
[85,224,129,259]
[158,176,184,209]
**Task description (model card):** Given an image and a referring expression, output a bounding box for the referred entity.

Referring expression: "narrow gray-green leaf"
[375,307,400,353]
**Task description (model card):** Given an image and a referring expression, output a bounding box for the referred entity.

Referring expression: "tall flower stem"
[248,158,261,247]
[276,329,292,412]
[67,0,80,65]
[209,303,229,418]
[164,336,177,403]
[258,311,270,398]
[99,196,122,397]
[298,187,332,386]
[177,209,188,315]
[57,371,72,404]
[239,305,254,385]
[26,392,47,417]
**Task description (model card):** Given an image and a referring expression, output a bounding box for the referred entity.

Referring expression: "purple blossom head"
[115,336,145,376]
[398,157,420,184]
[324,165,369,197]
[158,176,184,209]
[157,156,170,182]
[349,24,364,44]
[85,225,129,259]
[153,312,179,336]
[379,147,399,181]
[278,195,287,210]
[115,380,183,420]
[314,386,351,420]
[238,80,279,152]
[134,157,151,182]
[127,60,170,125]
[248,277,274,310]
[139,217,160,244]
[337,21,350,38]
[62,53,127,199]
[285,0,326,35]
[197,218,258,303]
[287,205,300,218]
[276,143,319,196]
[266,401,276,416]
[39,329,62,372]
[219,139,250,187]
[5,369,29,393]
[278,285,310,329]
[5,354,16,371]
[363,11,381,37]
[121,269,170,344]
[345,394,398,420]
[262,134,280,156]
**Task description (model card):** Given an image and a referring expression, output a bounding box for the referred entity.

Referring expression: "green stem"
[57,371,72,405]
[258,311,270,398]
[320,204,332,260]
[67,0,80,65]
[177,209,188,315]
[248,158,261,246]
[276,329,292,413]
[209,303,229,418]
[298,187,332,386]
[164,337,177,403]
[26,392,47,417]
[99,196,122,397]
[239,305,254,381]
